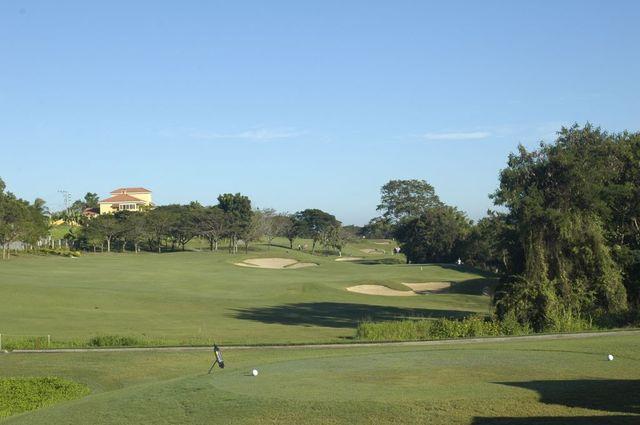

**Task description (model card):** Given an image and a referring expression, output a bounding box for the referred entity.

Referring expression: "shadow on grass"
[352,258,405,265]
[438,263,498,278]
[231,302,472,329]
[448,278,499,295]
[472,417,637,424]
[472,379,640,424]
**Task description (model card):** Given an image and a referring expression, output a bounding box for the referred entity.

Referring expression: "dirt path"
[7,329,640,354]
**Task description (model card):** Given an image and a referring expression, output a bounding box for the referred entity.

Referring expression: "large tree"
[394,205,471,264]
[86,214,120,253]
[278,214,299,249]
[377,179,443,222]
[217,193,253,254]
[196,206,225,251]
[293,209,340,254]
[492,124,632,329]
[0,182,28,259]
[145,207,173,253]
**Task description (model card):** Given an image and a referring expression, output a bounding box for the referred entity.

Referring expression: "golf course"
[0,238,493,347]
[3,1,640,421]
[1,240,638,423]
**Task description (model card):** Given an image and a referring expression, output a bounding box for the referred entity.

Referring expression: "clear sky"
[1,1,639,224]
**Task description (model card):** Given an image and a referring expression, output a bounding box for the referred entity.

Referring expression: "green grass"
[48,224,74,240]
[0,334,638,424]
[0,238,493,346]
[0,377,89,419]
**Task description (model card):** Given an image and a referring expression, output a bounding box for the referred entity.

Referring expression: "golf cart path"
[8,329,640,354]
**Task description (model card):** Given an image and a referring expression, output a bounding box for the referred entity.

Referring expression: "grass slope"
[0,334,638,424]
[0,239,493,346]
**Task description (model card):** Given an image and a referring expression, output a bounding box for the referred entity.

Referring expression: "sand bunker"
[373,241,390,245]
[347,285,416,296]
[235,258,317,269]
[403,282,451,293]
[347,282,453,296]
[335,256,363,262]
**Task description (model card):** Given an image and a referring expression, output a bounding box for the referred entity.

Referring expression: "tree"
[377,179,443,222]
[325,225,353,256]
[120,211,147,253]
[461,211,515,274]
[164,204,198,251]
[394,205,471,264]
[87,214,120,253]
[278,214,299,249]
[217,193,253,254]
[21,199,50,249]
[360,216,394,239]
[83,192,100,209]
[0,184,29,259]
[492,124,631,328]
[145,208,172,253]
[254,208,278,248]
[294,209,340,254]
[196,206,225,251]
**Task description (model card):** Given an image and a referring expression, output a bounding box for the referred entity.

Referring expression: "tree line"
[362,124,639,330]
[0,188,351,257]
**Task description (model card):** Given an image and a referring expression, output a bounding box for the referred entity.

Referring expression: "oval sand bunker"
[346,285,416,296]
[235,258,317,269]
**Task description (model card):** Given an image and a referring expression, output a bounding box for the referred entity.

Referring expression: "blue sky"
[1,1,639,224]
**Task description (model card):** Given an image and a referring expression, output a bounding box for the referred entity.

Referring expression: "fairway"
[1,334,638,424]
[0,240,493,346]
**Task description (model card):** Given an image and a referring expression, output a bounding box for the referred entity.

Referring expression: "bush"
[356,314,532,342]
[88,335,142,347]
[544,306,595,333]
[0,377,90,419]
[37,248,81,258]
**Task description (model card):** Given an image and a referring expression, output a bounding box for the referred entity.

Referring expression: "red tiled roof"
[99,194,147,203]
[110,187,151,194]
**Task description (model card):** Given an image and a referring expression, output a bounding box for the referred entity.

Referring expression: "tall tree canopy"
[293,209,340,253]
[492,124,635,329]
[377,179,442,222]
[217,193,253,253]
[394,205,471,263]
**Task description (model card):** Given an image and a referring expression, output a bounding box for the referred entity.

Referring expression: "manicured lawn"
[0,334,638,424]
[0,239,493,346]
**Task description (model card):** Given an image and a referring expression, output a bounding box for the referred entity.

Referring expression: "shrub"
[37,248,81,258]
[356,314,531,342]
[0,377,90,419]
[88,335,142,347]
[544,306,595,333]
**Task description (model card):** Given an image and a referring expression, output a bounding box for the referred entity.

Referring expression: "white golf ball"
[252,369,259,376]
[607,354,614,361]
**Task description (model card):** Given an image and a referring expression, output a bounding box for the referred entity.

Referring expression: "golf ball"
[252,369,259,376]
[608,354,614,361]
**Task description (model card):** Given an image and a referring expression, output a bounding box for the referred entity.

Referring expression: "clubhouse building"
[99,187,153,214]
